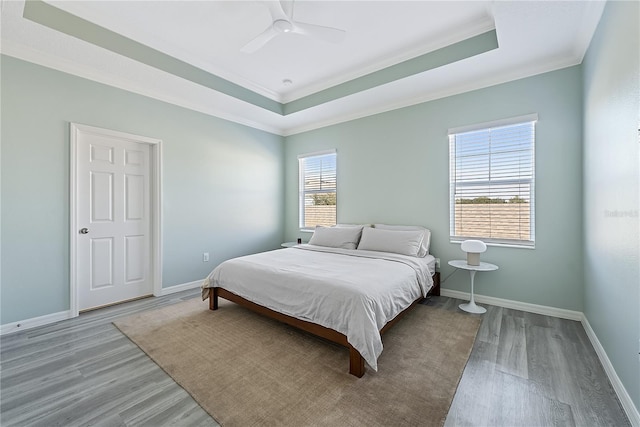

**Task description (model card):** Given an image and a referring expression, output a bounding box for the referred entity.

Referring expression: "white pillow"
[374,224,431,257]
[357,227,424,257]
[308,225,363,250]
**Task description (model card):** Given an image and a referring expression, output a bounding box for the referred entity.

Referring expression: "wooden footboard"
[208,272,440,377]
[211,287,375,377]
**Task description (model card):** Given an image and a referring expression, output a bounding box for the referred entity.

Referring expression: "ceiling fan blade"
[240,26,279,53]
[291,21,346,43]
[280,0,295,19]
[264,0,289,22]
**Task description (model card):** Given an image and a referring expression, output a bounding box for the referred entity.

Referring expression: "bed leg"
[430,272,441,296]
[209,288,219,311]
[349,345,365,377]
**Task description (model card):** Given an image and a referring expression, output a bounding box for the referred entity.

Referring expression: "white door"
[75,126,153,311]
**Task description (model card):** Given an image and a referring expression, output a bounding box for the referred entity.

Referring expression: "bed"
[201,225,440,377]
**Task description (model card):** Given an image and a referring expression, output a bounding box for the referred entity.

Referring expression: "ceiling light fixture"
[282,79,293,86]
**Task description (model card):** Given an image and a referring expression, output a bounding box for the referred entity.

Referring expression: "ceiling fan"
[241,0,346,53]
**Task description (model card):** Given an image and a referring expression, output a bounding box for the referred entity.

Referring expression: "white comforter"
[201,245,435,371]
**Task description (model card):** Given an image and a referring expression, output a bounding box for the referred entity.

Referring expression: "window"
[299,150,337,230]
[449,114,537,247]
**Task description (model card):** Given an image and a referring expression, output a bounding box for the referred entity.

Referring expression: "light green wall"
[285,66,584,311]
[583,0,640,410]
[2,7,638,413]
[0,55,284,324]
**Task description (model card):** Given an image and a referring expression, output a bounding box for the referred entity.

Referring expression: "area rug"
[114,298,481,427]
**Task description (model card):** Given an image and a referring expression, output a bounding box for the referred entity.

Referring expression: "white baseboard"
[0,310,73,336]
[157,279,203,296]
[3,283,637,424]
[581,316,640,426]
[439,288,583,321]
[439,287,638,425]
[1,280,203,336]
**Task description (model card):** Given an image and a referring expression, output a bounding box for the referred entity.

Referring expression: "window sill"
[450,239,535,250]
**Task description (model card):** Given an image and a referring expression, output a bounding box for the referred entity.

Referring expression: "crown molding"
[282,53,583,136]
[0,40,285,136]
[1,36,583,139]
[571,0,607,63]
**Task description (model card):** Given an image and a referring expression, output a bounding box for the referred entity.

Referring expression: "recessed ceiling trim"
[24,0,283,114]
[5,0,605,138]
[23,0,498,118]
[283,29,498,115]
[280,17,496,104]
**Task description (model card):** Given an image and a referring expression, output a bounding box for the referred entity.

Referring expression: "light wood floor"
[0,289,630,426]
[428,297,631,427]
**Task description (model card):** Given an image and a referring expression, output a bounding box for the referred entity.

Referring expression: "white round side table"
[448,260,499,314]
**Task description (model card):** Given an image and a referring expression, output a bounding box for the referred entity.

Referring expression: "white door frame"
[69,123,163,317]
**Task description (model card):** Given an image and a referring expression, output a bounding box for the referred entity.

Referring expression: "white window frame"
[448,114,537,248]
[298,150,337,231]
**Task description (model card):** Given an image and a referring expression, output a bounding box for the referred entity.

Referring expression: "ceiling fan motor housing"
[273,19,293,33]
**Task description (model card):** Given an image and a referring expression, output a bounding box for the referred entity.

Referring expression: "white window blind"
[299,150,336,230]
[449,116,536,247]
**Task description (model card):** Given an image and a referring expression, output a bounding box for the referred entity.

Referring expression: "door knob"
[79,228,89,234]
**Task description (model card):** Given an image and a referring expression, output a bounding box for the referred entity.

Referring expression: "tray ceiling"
[1,0,605,135]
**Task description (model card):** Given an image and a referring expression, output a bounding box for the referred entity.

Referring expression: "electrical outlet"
[203,252,209,262]
[435,258,441,270]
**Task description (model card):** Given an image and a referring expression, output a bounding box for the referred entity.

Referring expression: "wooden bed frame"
[208,271,440,377]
